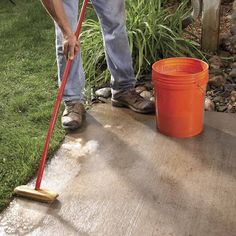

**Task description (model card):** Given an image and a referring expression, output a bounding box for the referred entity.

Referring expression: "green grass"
[0,0,65,211]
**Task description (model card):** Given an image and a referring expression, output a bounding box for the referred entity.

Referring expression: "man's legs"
[55,0,85,103]
[55,0,86,129]
[91,0,136,93]
[91,0,155,113]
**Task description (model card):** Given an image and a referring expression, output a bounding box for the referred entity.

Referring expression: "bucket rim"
[153,76,208,84]
[152,57,209,77]
[153,76,208,82]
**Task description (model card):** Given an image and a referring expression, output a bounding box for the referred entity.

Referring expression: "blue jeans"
[55,0,136,102]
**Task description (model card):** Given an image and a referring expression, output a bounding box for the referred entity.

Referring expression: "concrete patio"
[0,103,236,236]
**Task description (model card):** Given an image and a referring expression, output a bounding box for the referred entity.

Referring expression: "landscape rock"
[229,35,236,53]
[231,11,236,24]
[209,68,224,76]
[231,90,236,97]
[219,33,232,51]
[95,87,111,98]
[209,56,223,69]
[232,62,236,68]
[231,25,236,35]
[140,91,152,100]
[228,103,233,110]
[208,74,226,88]
[231,96,236,102]
[213,96,224,103]
[205,98,215,111]
[135,86,146,94]
[150,96,155,102]
[231,90,236,101]
[144,81,153,91]
[217,105,228,112]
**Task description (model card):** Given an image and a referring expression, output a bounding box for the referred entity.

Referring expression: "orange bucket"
[152,57,209,138]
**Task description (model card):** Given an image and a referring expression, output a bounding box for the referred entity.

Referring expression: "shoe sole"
[62,114,86,130]
[62,124,81,131]
[111,99,154,114]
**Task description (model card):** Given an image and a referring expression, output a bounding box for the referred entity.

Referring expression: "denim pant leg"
[55,0,85,102]
[91,0,136,94]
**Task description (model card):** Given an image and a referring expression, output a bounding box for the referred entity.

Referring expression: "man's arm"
[41,0,79,59]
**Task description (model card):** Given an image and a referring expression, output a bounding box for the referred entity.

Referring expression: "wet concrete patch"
[0,136,99,235]
[0,104,236,236]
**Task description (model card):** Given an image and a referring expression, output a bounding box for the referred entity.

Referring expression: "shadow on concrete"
[68,110,236,236]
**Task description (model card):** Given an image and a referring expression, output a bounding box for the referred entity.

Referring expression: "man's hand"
[63,33,80,60]
[41,0,80,60]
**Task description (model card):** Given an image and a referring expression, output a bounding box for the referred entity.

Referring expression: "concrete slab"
[0,104,236,236]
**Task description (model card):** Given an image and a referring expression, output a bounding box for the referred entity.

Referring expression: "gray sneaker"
[111,88,155,114]
[61,101,86,130]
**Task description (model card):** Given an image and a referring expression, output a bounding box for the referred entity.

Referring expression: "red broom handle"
[35,0,89,190]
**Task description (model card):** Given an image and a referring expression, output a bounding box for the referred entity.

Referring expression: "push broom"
[14,0,89,203]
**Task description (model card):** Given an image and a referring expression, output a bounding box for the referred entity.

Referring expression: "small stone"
[140,91,152,100]
[209,68,224,76]
[205,98,215,111]
[207,90,214,96]
[231,96,236,102]
[150,96,155,102]
[233,1,236,10]
[213,96,223,103]
[226,15,232,20]
[144,81,153,91]
[231,25,236,35]
[209,56,222,70]
[228,104,233,110]
[208,74,226,88]
[95,87,111,98]
[232,62,236,69]
[231,90,236,98]
[135,86,146,94]
[220,32,231,42]
[218,105,228,112]
[230,91,236,102]
[229,35,236,52]
[231,12,236,22]
[219,32,231,50]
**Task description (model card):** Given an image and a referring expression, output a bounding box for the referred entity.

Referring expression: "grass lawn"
[0,0,65,211]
